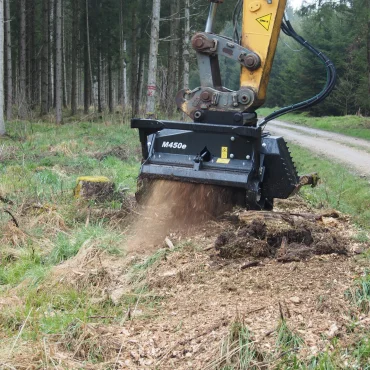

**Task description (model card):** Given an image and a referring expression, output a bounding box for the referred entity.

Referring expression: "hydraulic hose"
[258,13,337,128]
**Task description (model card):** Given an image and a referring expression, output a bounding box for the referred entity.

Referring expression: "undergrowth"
[289,144,370,229]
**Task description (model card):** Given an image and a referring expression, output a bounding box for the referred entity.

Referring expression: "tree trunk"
[0,0,5,135]
[61,0,67,109]
[122,39,127,110]
[83,1,89,114]
[70,0,78,115]
[98,50,102,113]
[85,0,95,111]
[55,0,62,124]
[135,52,143,115]
[48,0,54,112]
[108,54,113,113]
[41,0,49,115]
[139,54,146,109]
[19,0,27,119]
[367,1,370,100]
[119,0,124,108]
[183,0,190,91]
[146,0,161,117]
[130,6,138,116]
[28,0,36,107]
[167,0,180,117]
[5,0,12,122]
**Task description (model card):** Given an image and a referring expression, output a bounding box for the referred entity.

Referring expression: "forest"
[0,0,369,131]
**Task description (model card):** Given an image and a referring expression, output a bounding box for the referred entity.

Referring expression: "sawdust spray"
[127,180,236,253]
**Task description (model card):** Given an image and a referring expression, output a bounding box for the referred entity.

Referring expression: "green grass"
[216,318,265,370]
[289,144,370,229]
[0,251,49,288]
[276,319,303,352]
[345,270,370,313]
[49,225,124,264]
[257,107,370,141]
[0,118,140,205]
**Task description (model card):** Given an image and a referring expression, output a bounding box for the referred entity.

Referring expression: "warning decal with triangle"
[256,13,272,31]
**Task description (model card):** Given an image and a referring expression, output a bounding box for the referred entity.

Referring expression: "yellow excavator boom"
[240,0,287,107]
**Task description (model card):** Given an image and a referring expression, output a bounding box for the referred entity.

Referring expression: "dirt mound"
[215,211,348,262]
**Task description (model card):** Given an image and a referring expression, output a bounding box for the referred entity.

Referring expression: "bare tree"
[70,0,78,115]
[48,0,54,111]
[85,0,95,111]
[19,0,27,119]
[367,0,370,96]
[130,6,138,116]
[4,0,12,121]
[146,0,161,116]
[41,0,49,115]
[183,0,190,91]
[0,0,5,135]
[119,0,127,112]
[55,0,62,123]
[167,1,181,117]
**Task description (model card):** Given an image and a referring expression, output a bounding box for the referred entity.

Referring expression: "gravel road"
[267,120,370,177]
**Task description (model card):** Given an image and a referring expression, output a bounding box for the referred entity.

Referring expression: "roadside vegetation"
[289,144,370,229]
[258,108,370,141]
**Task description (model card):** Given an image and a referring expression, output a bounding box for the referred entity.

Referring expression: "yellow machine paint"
[240,0,287,106]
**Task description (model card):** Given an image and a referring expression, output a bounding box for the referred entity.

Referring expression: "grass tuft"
[276,319,304,352]
[216,318,265,370]
[345,270,370,313]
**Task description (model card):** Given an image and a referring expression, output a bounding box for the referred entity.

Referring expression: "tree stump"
[74,176,115,202]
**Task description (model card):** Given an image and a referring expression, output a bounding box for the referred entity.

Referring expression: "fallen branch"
[88,316,116,320]
[3,210,19,228]
[240,261,260,270]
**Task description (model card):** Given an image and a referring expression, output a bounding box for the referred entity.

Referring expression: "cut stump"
[74,176,115,202]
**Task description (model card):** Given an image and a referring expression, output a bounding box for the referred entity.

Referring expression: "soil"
[1,185,369,369]
[214,211,348,262]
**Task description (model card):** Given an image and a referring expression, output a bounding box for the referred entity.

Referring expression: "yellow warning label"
[217,158,230,164]
[221,147,228,159]
[256,13,272,31]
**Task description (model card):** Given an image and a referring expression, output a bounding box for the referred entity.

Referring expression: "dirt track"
[267,120,370,177]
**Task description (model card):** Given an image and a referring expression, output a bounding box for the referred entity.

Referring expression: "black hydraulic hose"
[232,0,243,43]
[258,16,337,128]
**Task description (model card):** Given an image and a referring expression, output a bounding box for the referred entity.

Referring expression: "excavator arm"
[177,0,287,123]
[131,0,336,210]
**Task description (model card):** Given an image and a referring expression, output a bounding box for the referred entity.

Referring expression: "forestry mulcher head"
[131,1,336,210]
[132,117,298,209]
